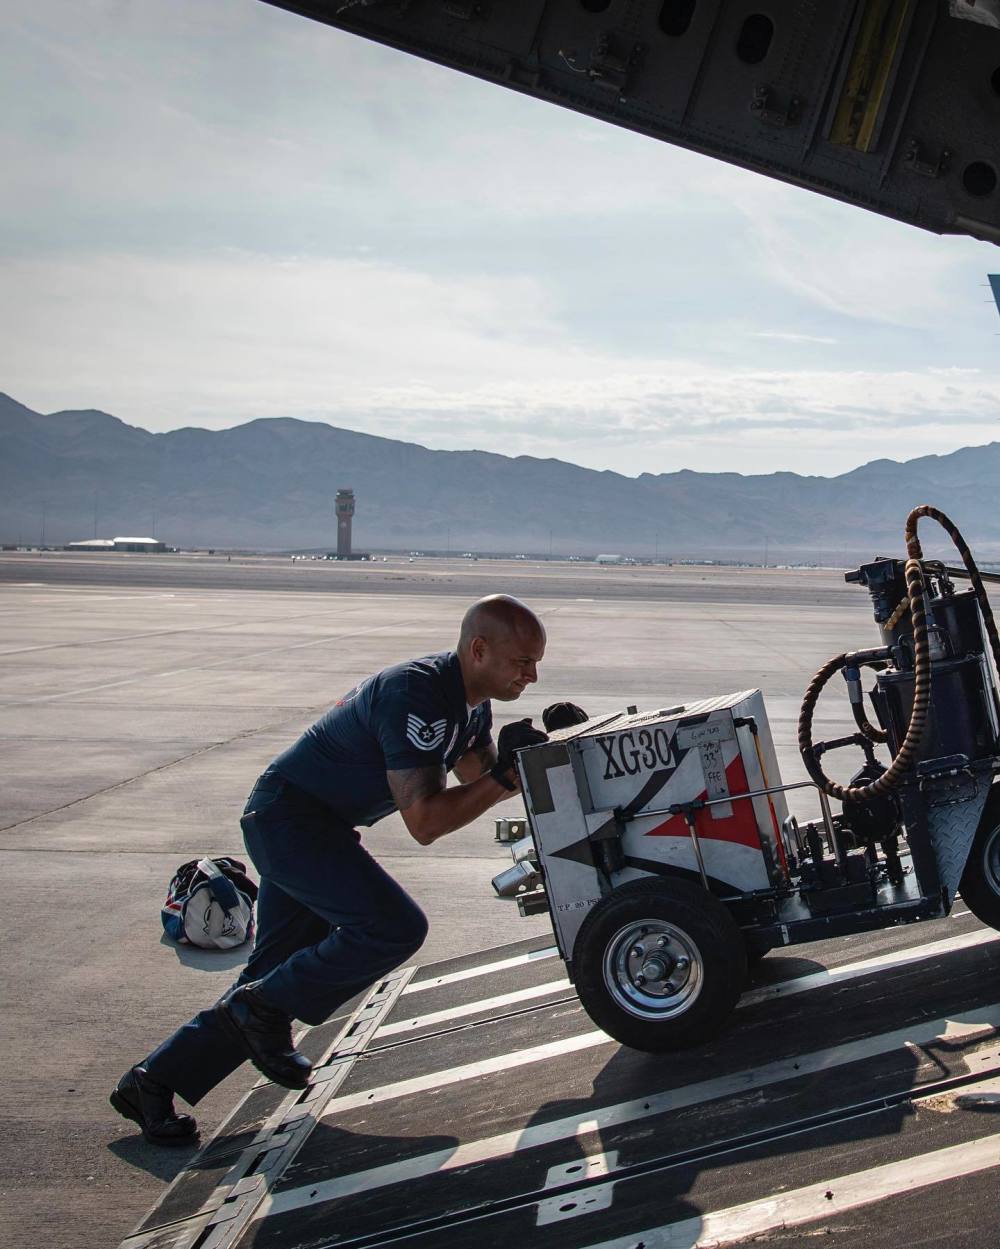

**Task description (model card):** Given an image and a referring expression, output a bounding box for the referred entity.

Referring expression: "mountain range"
[3,391,999,562]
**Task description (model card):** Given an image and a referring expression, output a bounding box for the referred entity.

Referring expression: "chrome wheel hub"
[603,919,703,1019]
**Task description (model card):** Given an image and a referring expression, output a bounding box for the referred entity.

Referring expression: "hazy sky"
[3,0,1000,477]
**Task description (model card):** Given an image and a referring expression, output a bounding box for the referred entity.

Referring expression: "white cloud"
[751,332,838,345]
[4,250,999,478]
[743,188,987,332]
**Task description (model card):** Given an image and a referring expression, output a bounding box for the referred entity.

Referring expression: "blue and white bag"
[161,856,258,949]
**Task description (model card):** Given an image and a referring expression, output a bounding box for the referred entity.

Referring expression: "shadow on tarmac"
[159,932,249,972]
[749,952,826,984]
[106,1132,202,1181]
[292,1118,459,1187]
[513,1027,924,1247]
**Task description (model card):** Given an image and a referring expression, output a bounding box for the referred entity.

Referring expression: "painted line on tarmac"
[0,606,314,655]
[259,1005,1000,1219]
[324,1028,610,1114]
[741,926,999,1008]
[385,927,996,1041]
[325,928,999,1112]
[574,1131,1000,1249]
[401,945,559,994]
[31,592,178,601]
[4,620,402,705]
[378,978,573,1037]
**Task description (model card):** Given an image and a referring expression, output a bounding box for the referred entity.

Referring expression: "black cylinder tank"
[848,560,1000,766]
[846,562,991,667]
[892,587,992,672]
[873,655,1000,762]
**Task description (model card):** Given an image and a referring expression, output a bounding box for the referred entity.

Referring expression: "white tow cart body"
[517,690,791,967]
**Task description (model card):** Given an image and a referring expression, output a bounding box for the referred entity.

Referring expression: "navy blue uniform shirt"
[270,650,493,827]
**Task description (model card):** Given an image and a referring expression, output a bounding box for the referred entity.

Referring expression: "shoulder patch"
[406,714,448,751]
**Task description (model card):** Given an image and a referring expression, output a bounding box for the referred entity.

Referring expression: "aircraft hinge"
[750,85,801,127]
[902,138,951,179]
[586,34,644,99]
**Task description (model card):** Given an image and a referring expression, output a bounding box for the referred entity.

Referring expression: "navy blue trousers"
[144,770,428,1105]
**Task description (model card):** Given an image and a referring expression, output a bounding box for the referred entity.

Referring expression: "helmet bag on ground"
[161,856,258,949]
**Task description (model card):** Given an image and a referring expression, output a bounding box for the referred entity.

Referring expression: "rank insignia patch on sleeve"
[406,714,448,751]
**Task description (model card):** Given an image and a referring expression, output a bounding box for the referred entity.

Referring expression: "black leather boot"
[215,983,312,1089]
[110,1066,199,1146]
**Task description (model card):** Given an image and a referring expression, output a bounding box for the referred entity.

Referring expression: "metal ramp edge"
[119,966,415,1249]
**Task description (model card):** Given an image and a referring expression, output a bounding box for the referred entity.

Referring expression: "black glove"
[542,702,589,732]
[491,718,548,789]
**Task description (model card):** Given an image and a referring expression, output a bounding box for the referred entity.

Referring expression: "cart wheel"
[959,792,1000,931]
[572,877,747,1053]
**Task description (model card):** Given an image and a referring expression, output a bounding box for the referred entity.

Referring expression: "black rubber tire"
[959,788,1000,931]
[572,877,747,1053]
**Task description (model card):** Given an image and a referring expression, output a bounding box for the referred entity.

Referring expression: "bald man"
[112,596,548,1145]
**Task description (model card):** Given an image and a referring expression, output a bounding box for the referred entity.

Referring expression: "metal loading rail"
[123,919,1000,1249]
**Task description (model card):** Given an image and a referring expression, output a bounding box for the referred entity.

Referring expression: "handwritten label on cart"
[675,719,736,749]
[676,718,735,819]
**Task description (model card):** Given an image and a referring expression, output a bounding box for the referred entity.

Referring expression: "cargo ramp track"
[122,914,1000,1249]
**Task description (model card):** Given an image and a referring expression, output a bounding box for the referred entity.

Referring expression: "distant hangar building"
[67,536,167,553]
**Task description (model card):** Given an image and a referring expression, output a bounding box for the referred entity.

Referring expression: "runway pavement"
[1,554,996,1248]
[0,549,860,606]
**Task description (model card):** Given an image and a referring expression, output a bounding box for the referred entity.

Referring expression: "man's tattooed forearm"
[387,765,446,810]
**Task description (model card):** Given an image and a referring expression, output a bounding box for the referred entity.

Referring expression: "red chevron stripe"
[643,754,763,850]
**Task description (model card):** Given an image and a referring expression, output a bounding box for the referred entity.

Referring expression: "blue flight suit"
[144,651,492,1105]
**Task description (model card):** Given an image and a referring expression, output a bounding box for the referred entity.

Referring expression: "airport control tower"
[335,488,355,558]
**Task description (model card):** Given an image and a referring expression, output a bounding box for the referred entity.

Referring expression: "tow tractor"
[496,504,1000,1051]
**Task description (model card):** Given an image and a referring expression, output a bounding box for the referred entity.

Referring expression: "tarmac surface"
[0,549,860,606]
[1,552,997,1248]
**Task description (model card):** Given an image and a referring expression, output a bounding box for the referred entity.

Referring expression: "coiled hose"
[797,505,1000,802]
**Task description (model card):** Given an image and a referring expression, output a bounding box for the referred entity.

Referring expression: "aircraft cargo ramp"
[124,916,1000,1249]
